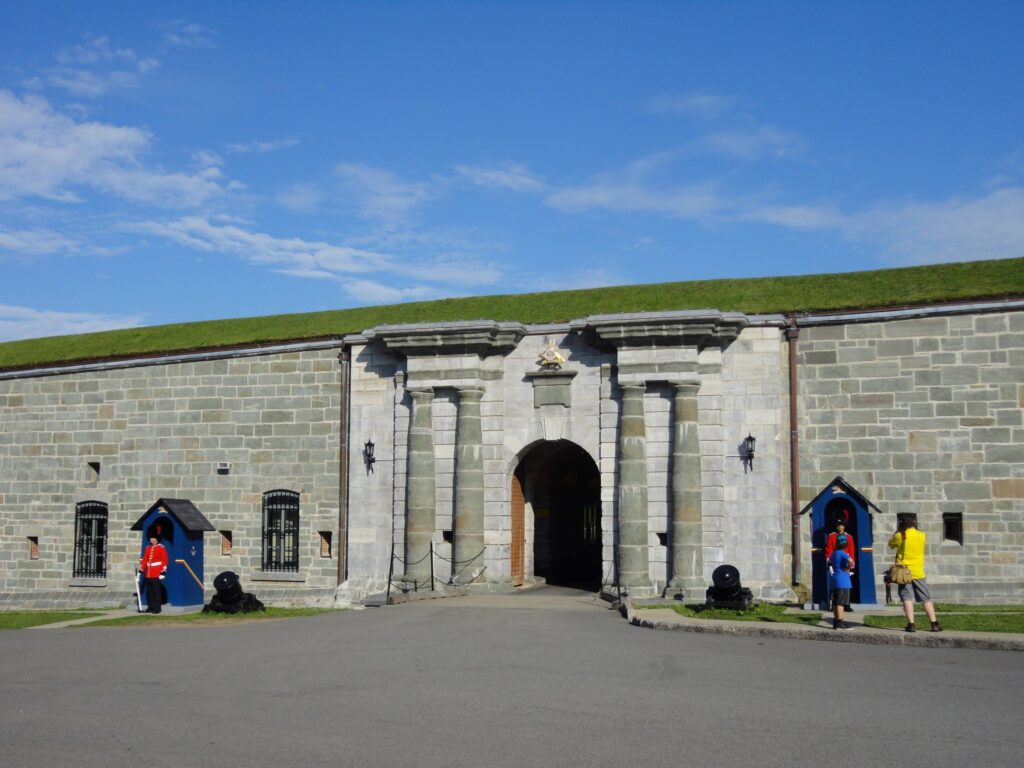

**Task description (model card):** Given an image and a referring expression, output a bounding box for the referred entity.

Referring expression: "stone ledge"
[251,571,306,583]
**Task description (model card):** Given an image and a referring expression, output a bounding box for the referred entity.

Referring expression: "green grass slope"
[2,257,1021,371]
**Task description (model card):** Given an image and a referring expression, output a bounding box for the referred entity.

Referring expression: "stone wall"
[0,345,343,608]
[797,310,1024,602]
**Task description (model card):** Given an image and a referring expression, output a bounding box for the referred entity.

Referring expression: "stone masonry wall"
[798,310,1024,602]
[0,347,342,608]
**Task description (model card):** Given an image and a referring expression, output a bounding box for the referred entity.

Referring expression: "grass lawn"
[1,256,1021,370]
[637,602,823,627]
[0,609,108,630]
[80,606,341,627]
[863,605,1024,634]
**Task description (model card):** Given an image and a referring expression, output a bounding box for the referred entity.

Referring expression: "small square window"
[220,530,233,556]
[319,531,332,558]
[656,532,668,546]
[29,536,39,560]
[441,529,453,544]
[942,513,963,545]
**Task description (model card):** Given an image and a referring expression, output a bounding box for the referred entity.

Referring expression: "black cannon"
[705,564,754,610]
[203,571,266,614]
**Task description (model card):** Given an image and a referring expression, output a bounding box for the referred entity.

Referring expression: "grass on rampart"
[1,257,1021,371]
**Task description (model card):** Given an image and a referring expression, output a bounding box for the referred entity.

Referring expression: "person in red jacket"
[139,535,169,614]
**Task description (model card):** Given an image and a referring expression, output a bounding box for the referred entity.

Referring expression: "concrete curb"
[622,601,1024,652]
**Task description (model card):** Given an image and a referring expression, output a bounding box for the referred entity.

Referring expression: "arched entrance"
[512,440,602,591]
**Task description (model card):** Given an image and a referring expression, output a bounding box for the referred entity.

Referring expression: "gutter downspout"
[337,345,351,588]
[786,317,801,586]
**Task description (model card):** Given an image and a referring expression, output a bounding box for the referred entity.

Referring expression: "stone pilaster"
[404,388,435,583]
[453,386,485,582]
[669,381,703,593]
[617,383,651,590]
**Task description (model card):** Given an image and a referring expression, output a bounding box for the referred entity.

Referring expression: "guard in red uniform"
[824,520,856,566]
[824,519,855,612]
[140,535,169,613]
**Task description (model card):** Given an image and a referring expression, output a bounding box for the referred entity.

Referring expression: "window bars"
[262,489,300,572]
[73,501,108,578]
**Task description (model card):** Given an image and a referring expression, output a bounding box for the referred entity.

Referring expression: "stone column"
[404,388,435,584]
[617,383,651,590]
[669,381,704,594]
[453,386,485,582]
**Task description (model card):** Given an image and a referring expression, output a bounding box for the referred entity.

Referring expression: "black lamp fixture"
[743,433,756,472]
[364,439,376,470]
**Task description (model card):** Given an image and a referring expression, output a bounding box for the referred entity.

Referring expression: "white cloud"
[161,21,216,49]
[0,90,226,206]
[842,187,1024,263]
[43,35,158,97]
[335,162,441,222]
[0,303,145,342]
[128,216,391,274]
[277,183,322,213]
[547,178,724,220]
[455,164,546,192]
[127,217,505,304]
[339,278,440,304]
[647,92,737,119]
[228,137,300,154]
[0,228,80,257]
[697,126,806,160]
[541,150,1024,263]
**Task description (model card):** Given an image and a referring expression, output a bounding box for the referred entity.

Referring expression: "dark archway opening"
[518,440,602,591]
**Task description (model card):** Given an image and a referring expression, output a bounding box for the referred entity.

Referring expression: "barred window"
[74,501,108,578]
[262,490,300,572]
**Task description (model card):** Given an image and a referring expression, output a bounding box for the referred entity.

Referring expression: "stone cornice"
[361,320,527,356]
[571,310,749,349]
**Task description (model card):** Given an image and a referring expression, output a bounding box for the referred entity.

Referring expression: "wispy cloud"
[335,162,442,222]
[38,35,158,97]
[0,303,145,342]
[841,187,1024,263]
[0,227,80,257]
[128,216,390,274]
[0,90,227,206]
[647,92,737,119]
[161,20,216,49]
[127,217,505,303]
[228,137,301,154]
[696,126,806,160]
[277,183,322,213]
[547,178,725,220]
[455,163,546,192]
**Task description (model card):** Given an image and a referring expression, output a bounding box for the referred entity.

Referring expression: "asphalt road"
[2,587,1022,768]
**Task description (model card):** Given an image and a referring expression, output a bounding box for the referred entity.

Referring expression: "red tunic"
[140,543,169,578]
[824,531,856,566]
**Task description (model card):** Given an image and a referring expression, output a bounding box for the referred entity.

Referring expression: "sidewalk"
[624,601,1024,652]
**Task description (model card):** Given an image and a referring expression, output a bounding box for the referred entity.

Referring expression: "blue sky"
[1,1,1022,342]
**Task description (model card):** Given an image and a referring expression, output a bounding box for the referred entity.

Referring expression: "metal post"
[429,539,435,592]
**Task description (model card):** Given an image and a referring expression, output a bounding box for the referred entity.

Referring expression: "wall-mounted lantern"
[364,439,376,471]
[743,433,756,472]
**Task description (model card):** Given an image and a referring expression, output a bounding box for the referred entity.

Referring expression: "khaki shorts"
[898,578,931,603]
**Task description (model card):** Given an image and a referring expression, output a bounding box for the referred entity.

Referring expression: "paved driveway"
[2,586,1022,767]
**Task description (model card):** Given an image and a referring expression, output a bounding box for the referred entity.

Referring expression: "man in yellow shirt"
[888,514,942,633]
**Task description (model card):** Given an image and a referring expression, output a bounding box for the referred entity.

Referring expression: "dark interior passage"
[519,441,602,591]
